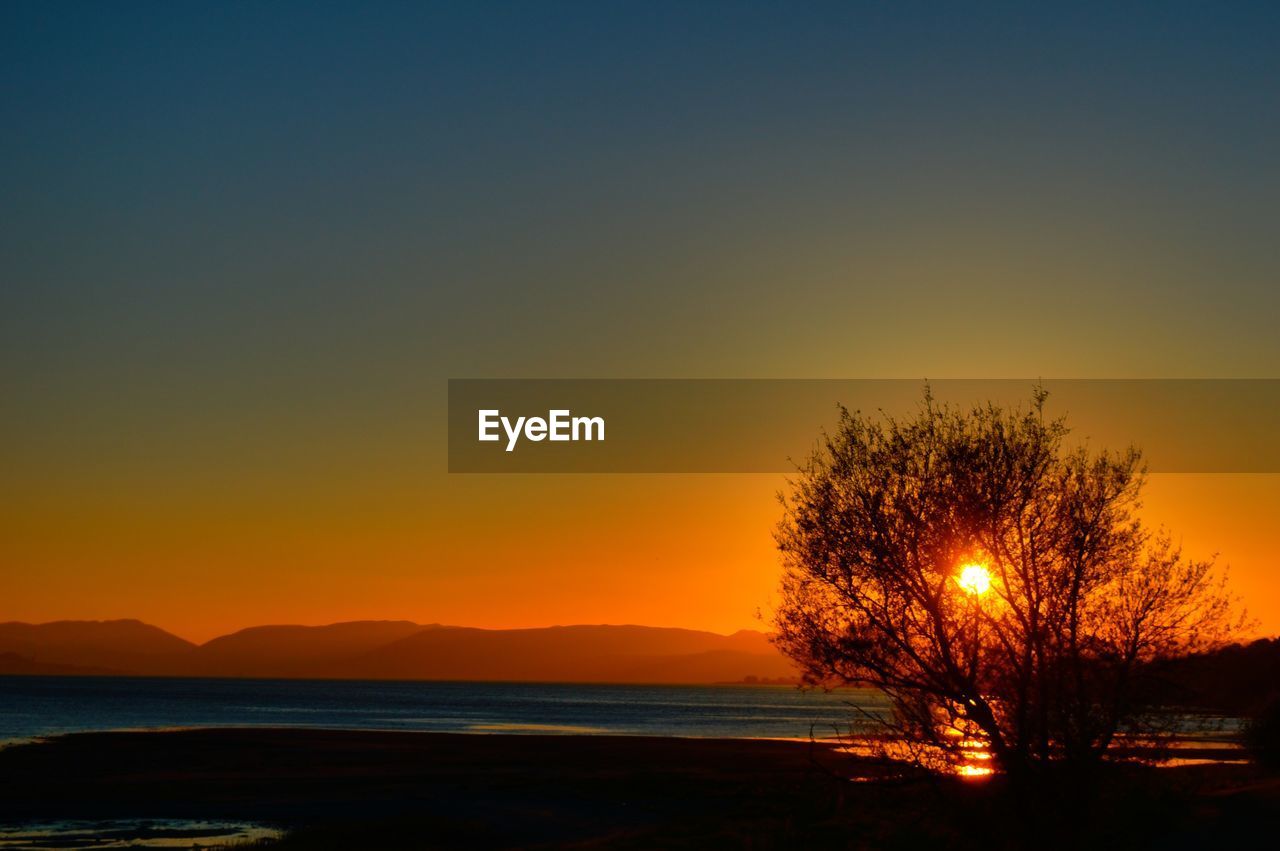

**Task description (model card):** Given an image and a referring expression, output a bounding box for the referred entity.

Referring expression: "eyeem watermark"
[478,409,606,452]
[451,379,1280,472]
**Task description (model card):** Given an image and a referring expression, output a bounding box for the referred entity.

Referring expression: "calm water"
[0,676,890,744]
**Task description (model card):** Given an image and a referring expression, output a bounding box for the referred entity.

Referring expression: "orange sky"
[4,4,1280,647]
[3,470,1276,645]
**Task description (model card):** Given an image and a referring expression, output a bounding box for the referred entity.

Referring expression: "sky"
[3,1,1280,642]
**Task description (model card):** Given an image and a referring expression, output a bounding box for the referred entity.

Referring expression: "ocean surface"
[0,676,891,744]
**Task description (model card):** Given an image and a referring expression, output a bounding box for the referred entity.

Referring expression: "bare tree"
[774,388,1240,779]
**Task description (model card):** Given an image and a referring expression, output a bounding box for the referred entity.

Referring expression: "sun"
[956,563,992,596]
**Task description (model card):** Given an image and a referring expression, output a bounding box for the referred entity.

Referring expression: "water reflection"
[0,819,280,849]
[836,731,1246,780]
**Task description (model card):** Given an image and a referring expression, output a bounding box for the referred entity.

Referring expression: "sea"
[0,675,891,745]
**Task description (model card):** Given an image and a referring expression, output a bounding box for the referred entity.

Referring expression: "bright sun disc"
[957,564,992,595]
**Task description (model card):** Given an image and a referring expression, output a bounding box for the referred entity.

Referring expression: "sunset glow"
[956,564,993,596]
[3,2,1279,646]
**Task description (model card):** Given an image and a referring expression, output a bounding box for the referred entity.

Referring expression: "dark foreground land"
[0,728,1277,849]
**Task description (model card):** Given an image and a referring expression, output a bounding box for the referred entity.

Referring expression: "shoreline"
[1,727,1275,849]
[0,728,891,847]
[0,722,1248,768]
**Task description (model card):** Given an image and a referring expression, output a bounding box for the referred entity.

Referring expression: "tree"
[773,388,1239,778]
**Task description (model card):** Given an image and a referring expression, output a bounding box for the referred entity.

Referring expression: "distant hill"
[8,619,1278,698]
[0,620,195,674]
[0,652,119,677]
[343,625,795,683]
[191,621,435,678]
[0,619,797,684]
[1145,638,1280,712]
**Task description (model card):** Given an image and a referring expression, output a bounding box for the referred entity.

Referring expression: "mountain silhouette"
[343,624,795,683]
[0,619,796,684]
[190,621,436,678]
[0,652,118,677]
[0,620,194,674]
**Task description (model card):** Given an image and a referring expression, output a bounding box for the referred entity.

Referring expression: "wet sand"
[0,728,1275,848]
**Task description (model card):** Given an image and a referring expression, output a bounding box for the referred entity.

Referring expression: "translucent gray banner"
[447,379,1280,473]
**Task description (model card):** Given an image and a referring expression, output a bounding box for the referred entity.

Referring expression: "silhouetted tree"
[774,388,1239,779]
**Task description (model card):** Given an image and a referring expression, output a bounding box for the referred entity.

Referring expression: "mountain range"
[0,619,799,684]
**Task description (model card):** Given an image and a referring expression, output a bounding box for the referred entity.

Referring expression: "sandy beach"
[0,728,1276,849]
